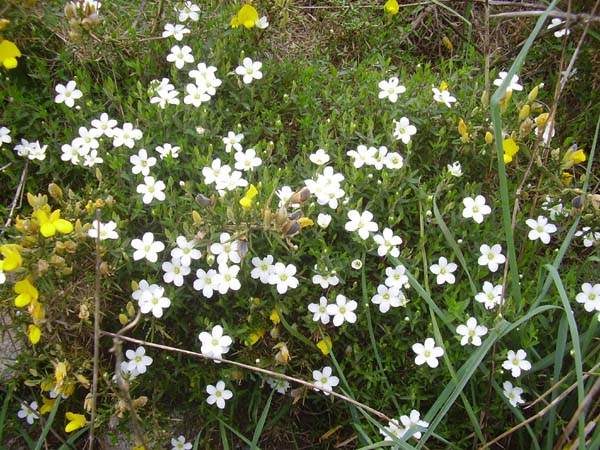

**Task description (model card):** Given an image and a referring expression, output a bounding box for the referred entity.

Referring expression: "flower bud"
[518,104,530,121]
[485,131,494,144]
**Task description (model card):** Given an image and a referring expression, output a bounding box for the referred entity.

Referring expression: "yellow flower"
[561,171,574,186]
[239,184,258,209]
[28,324,41,344]
[458,118,469,143]
[54,361,68,388]
[14,278,38,307]
[0,39,21,70]
[65,412,86,433]
[245,329,265,346]
[0,244,22,271]
[384,0,399,15]
[502,138,520,164]
[297,217,314,228]
[29,298,45,321]
[40,396,56,415]
[561,146,586,171]
[317,335,332,355]
[32,209,74,237]
[269,309,280,324]
[231,4,259,29]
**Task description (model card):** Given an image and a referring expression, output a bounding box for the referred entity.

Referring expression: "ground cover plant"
[0,0,599,449]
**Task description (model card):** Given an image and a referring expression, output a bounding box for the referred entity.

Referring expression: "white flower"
[130,149,157,176]
[326,294,357,327]
[198,325,232,361]
[150,78,180,108]
[184,82,210,107]
[61,142,82,165]
[456,317,488,346]
[312,366,339,396]
[399,409,429,440]
[309,148,330,165]
[222,131,244,153]
[447,161,462,177]
[378,77,406,103]
[502,349,532,378]
[268,262,299,294]
[493,71,523,92]
[87,220,118,240]
[250,255,274,284]
[139,285,171,318]
[475,281,503,310]
[112,122,143,149]
[541,196,567,220]
[371,284,406,313]
[235,57,263,84]
[82,149,103,167]
[193,268,222,298]
[347,145,376,168]
[210,232,241,266]
[156,142,180,159]
[317,213,332,229]
[526,215,557,244]
[432,88,456,107]
[548,18,570,38]
[462,195,492,224]
[162,258,191,287]
[215,169,247,192]
[575,227,600,248]
[351,259,363,270]
[171,236,201,267]
[345,209,378,240]
[162,23,190,41]
[131,232,165,263]
[392,117,417,144]
[304,166,345,209]
[217,264,241,294]
[503,381,526,407]
[308,296,331,324]
[384,151,404,169]
[373,227,402,257]
[125,346,153,374]
[206,380,233,409]
[311,266,339,289]
[0,126,11,147]
[167,45,194,69]
[267,377,290,394]
[14,139,47,161]
[132,279,154,304]
[176,2,200,22]
[90,112,117,138]
[478,244,506,272]
[429,256,457,285]
[385,264,409,289]
[412,338,444,368]
[136,176,166,204]
[17,401,39,425]
[379,418,404,443]
[171,435,192,450]
[72,126,100,152]
[234,148,262,171]
[255,16,269,29]
[576,283,600,313]
[54,80,83,107]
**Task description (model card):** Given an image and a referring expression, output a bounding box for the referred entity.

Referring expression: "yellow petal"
[317,336,332,355]
[235,5,258,29]
[40,396,55,415]
[239,196,253,210]
[503,154,513,164]
[269,309,280,324]
[0,244,22,271]
[54,218,74,234]
[40,223,56,237]
[15,293,32,307]
[561,172,573,186]
[440,81,448,91]
[28,324,41,344]
[485,131,494,144]
[0,40,21,70]
[245,329,265,346]
[297,217,314,228]
[65,412,86,432]
[502,138,519,157]
[384,0,399,15]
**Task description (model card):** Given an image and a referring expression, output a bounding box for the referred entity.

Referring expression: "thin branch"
[2,161,28,233]
[490,10,600,22]
[99,330,393,423]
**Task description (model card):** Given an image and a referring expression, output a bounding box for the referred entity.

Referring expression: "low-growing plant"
[1,1,599,449]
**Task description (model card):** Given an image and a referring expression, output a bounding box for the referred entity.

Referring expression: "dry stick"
[109,311,149,449]
[99,330,393,423]
[2,160,28,231]
[88,209,102,450]
[490,10,600,22]
[479,372,594,450]
[555,375,600,450]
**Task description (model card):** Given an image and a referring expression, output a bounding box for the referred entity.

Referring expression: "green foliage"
[0,0,599,449]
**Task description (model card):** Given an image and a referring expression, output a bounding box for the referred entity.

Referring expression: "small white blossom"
[456,317,488,346]
[326,294,357,326]
[308,296,331,325]
[345,209,378,240]
[167,45,194,69]
[378,77,406,103]
[199,325,232,361]
[432,87,456,107]
[125,346,153,374]
[526,215,557,244]
[478,244,506,272]
[206,381,233,409]
[475,281,504,310]
[412,338,444,368]
[87,220,119,240]
[576,283,600,313]
[429,256,457,285]
[162,23,190,41]
[136,176,166,204]
[503,381,526,407]
[235,57,263,84]
[493,71,523,92]
[312,366,339,396]
[392,117,417,144]
[447,161,462,177]
[502,349,532,378]
[462,195,492,224]
[131,232,165,263]
[54,80,83,107]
